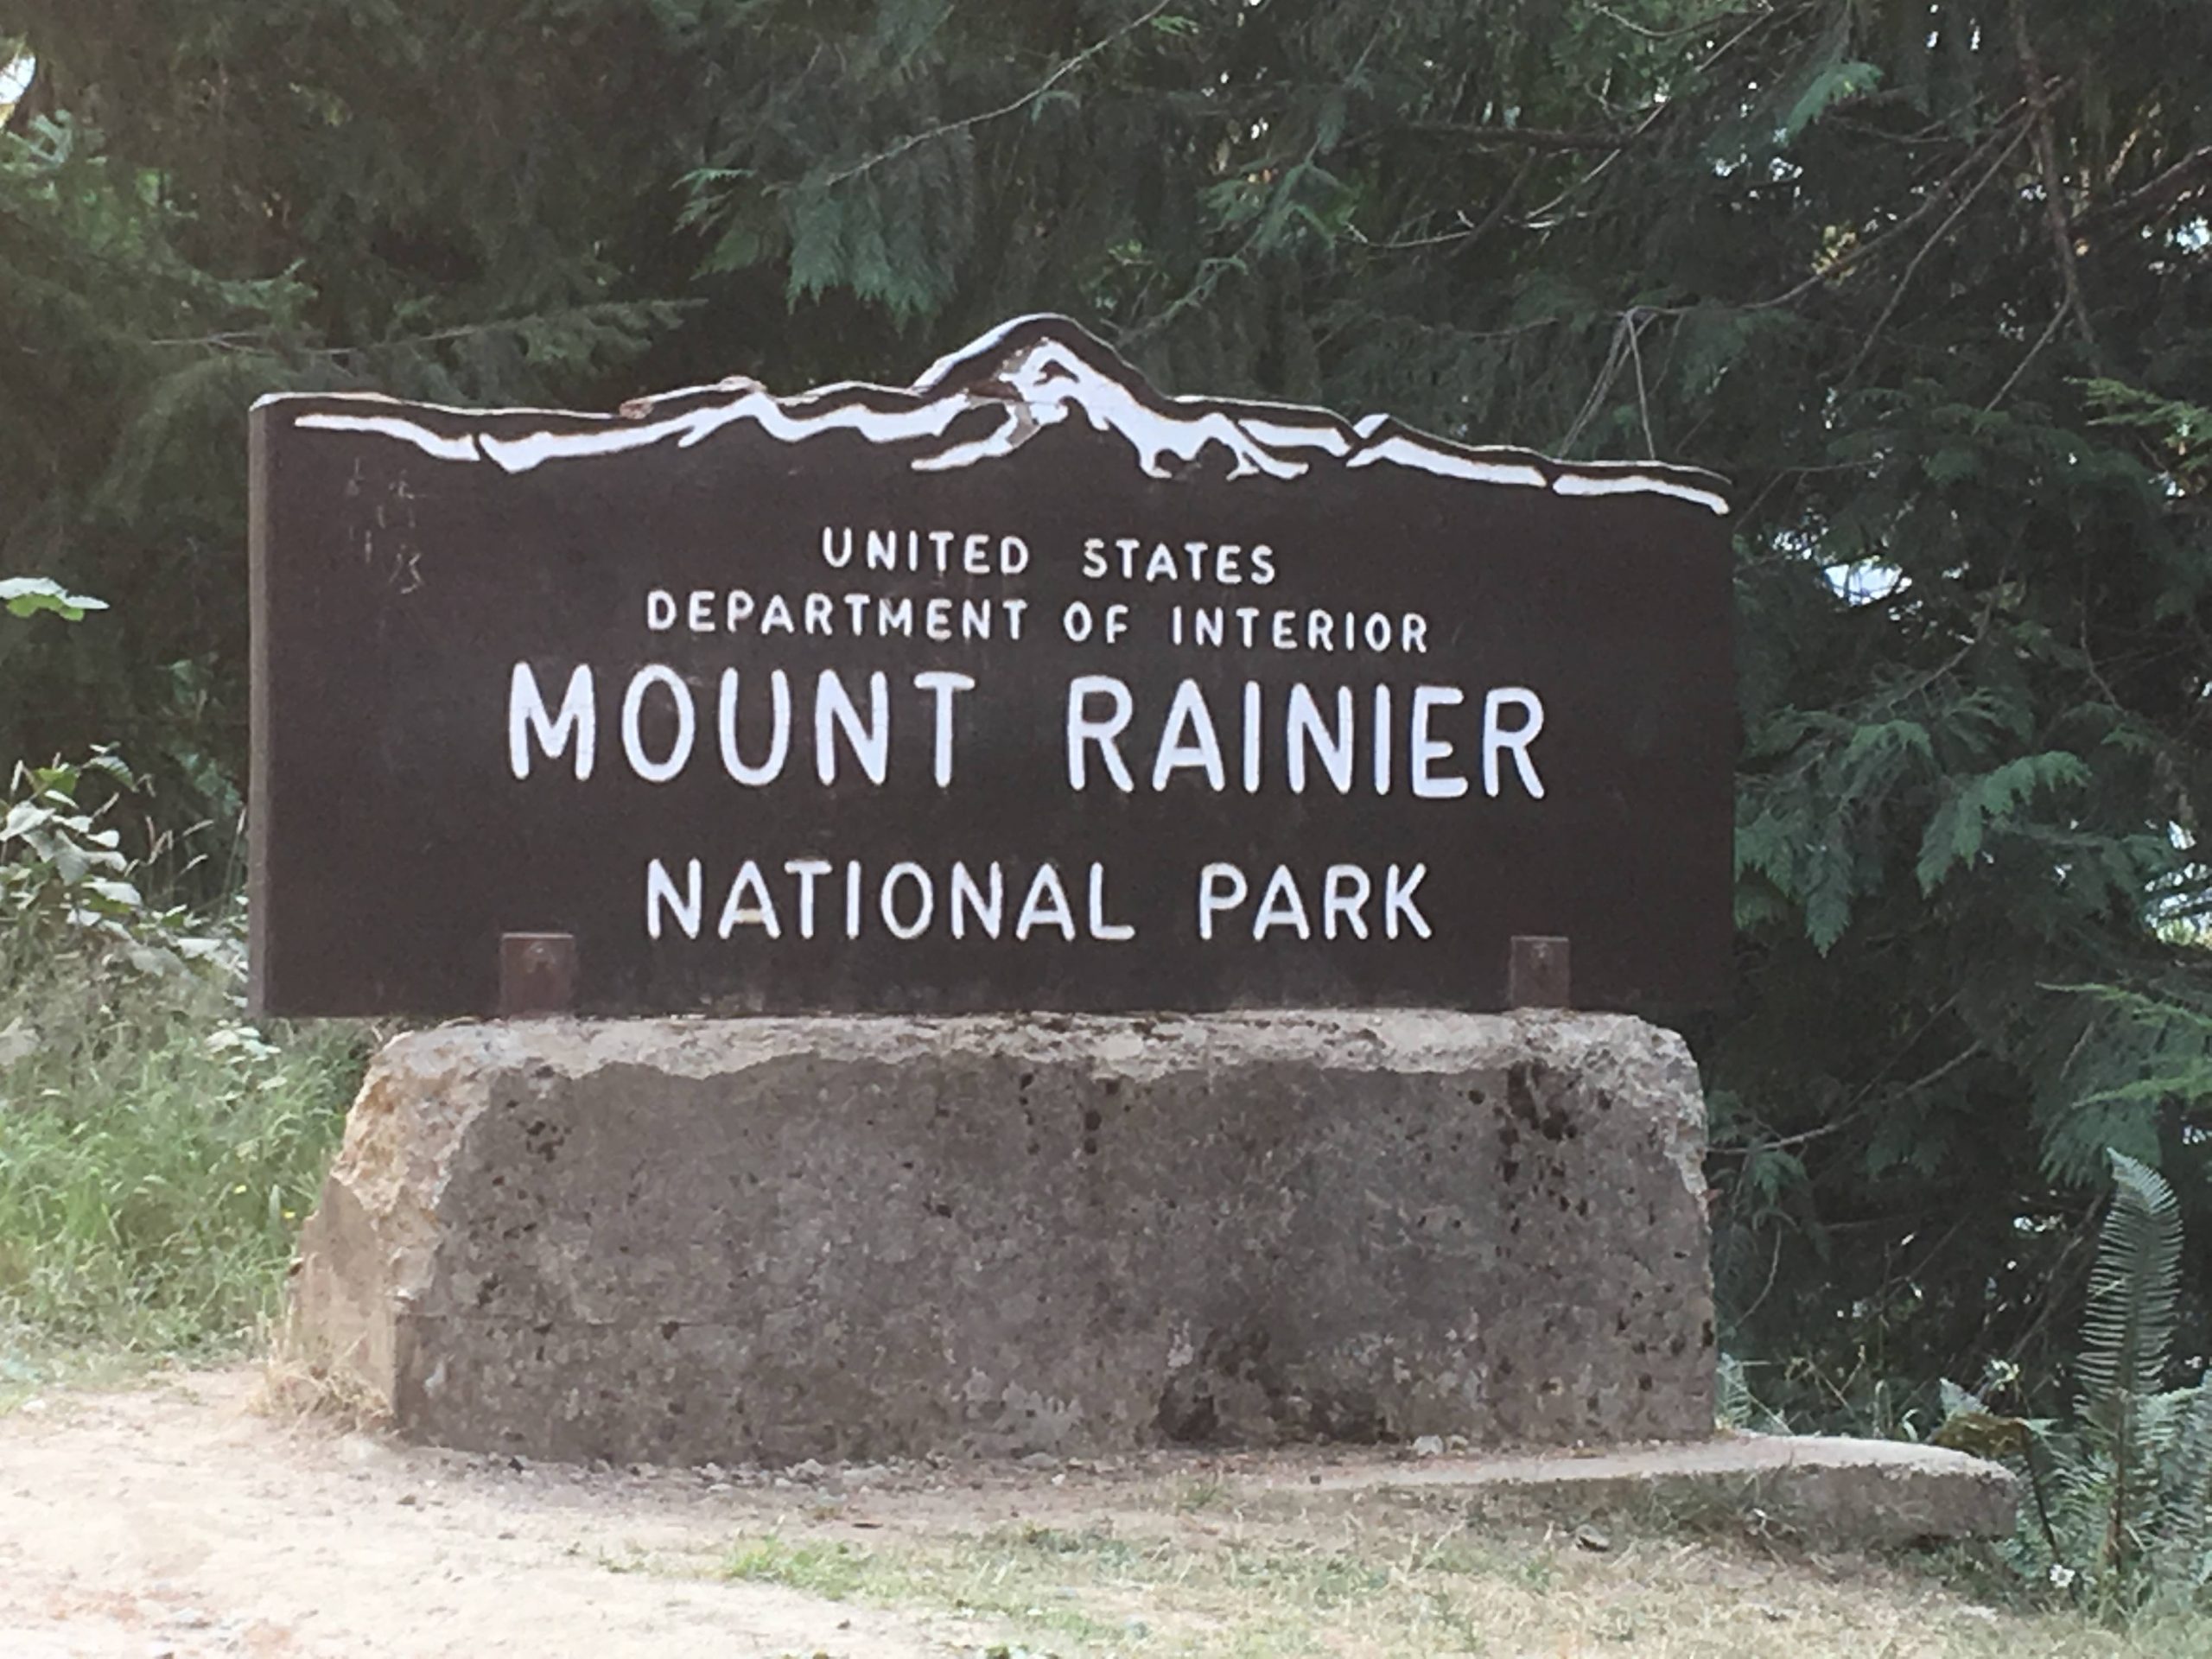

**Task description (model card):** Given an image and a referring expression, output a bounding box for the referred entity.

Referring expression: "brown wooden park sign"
[247,316,1732,1019]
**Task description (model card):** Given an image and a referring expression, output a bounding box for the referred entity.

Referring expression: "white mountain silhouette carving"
[261,314,1729,515]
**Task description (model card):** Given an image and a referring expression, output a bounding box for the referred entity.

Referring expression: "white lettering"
[950,861,1004,939]
[1242,680,1262,793]
[1014,863,1077,941]
[1198,862,1248,941]
[620,664,696,784]
[1371,684,1393,794]
[1384,863,1433,939]
[508,663,595,780]
[1410,686,1470,799]
[1152,678,1226,791]
[880,861,934,939]
[715,860,781,938]
[645,857,702,940]
[1483,687,1547,798]
[815,670,890,786]
[716,669,791,785]
[1323,865,1371,940]
[912,671,975,787]
[1286,683,1355,794]
[1251,865,1313,940]
[1066,676,1135,791]
[1087,863,1135,941]
[785,857,830,938]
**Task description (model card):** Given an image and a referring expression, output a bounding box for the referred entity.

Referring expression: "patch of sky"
[1823,560,1907,606]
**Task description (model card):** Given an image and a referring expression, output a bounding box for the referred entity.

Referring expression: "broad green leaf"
[0,576,107,620]
[79,876,144,912]
[1783,60,1882,142]
[0,801,53,841]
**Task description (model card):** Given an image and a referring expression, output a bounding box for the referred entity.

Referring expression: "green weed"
[0,756,368,1373]
[723,1535,887,1600]
[0,946,365,1370]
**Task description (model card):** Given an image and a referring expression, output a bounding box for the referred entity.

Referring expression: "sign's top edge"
[251,312,1732,516]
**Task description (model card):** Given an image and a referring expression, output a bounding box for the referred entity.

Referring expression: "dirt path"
[0,1368,2145,1659]
[2,1368,966,1658]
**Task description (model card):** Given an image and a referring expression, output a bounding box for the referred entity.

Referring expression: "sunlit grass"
[0,940,366,1376]
[713,1502,2202,1658]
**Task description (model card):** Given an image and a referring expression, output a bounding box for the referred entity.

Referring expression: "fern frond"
[2078,1151,2183,1417]
[2154,1380,2212,1570]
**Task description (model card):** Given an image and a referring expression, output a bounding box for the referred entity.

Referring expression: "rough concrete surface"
[1298,1433,2022,1547]
[288,1011,1715,1465]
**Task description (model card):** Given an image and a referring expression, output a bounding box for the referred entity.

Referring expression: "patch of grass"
[709,1497,2208,1658]
[0,931,368,1374]
[725,1535,894,1601]
[1170,1479,1228,1513]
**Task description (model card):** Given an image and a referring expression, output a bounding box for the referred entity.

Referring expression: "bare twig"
[1745,89,2056,313]
[1986,296,2074,411]
[1555,306,1668,454]
[1351,151,1538,255]
[2074,143,2212,240]
[1517,97,1675,229]
[1835,124,2032,385]
[148,306,696,361]
[1735,1228,1789,1325]
[1558,311,1633,452]
[2012,1,2106,372]
[810,0,1173,192]
[1627,310,1656,459]
[1587,1,1764,42]
[1395,121,1659,152]
[1694,3,1803,74]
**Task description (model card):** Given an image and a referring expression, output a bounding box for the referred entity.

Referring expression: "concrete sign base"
[287,1012,1714,1464]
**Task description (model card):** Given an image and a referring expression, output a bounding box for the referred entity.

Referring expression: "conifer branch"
[810,0,1173,192]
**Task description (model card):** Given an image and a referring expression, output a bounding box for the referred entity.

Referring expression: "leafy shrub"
[0,750,368,1370]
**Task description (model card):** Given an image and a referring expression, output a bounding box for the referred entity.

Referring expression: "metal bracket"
[1508,936,1572,1009]
[498,932,577,1018]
